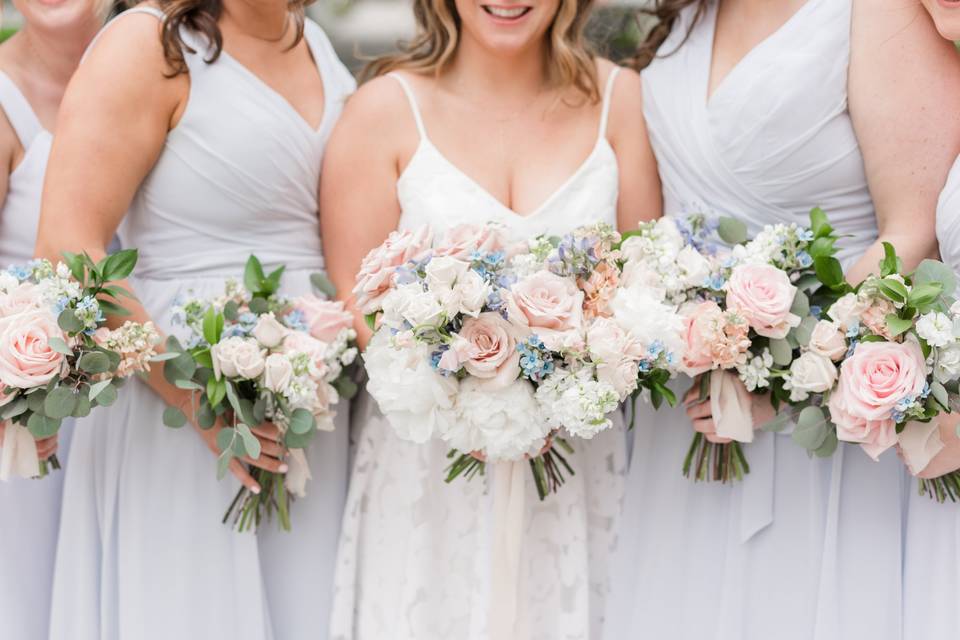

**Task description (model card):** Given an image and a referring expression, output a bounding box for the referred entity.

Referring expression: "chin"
[15,0,101,33]
[456,0,560,56]
[923,0,960,41]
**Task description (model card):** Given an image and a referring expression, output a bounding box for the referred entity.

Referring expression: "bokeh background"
[1,0,651,71]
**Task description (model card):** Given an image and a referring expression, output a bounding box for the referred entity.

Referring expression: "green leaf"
[310,272,337,299]
[244,255,266,294]
[94,383,118,407]
[285,428,315,449]
[57,309,84,334]
[216,427,235,454]
[97,299,132,317]
[248,297,268,314]
[27,413,61,438]
[206,376,227,408]
[794,315,818,347]
[717,217,748,245]
[288,408,315,435]
[47,337,74,356]
[101,249,138,282]
[174,379,204,391]
[760,412,792,433]
[792,406,828,451]
[101,284,136,300]
[216,452,232,479]
[790,290,810,318]
[880,241,899,277]
[807,236,836,259]
[236,422,261,459]
[264,265,286,295]
[73,394,92,418]
[769,338,794,367]
[62,251,86,283]
[932,381,950,411]
[223,300,240,322]
[333,376,358,400]
[202,306,223,346]
[149,352,181,362]
[908,282,944,309]
[197,401,217,429]
[877,278,909,304]
[364,313,377,332]
[885,314,913,338]
[162,406,188,428]
[0,398,27,420]
[165,335,184,353]
[163,351,197,386]
[809,207,832,238]
[814,256,844,288]
[813,427,839,458]
[253,397,267,423]
[26,389,47,414]
[193,349,214,370]
[78,351,111,374]
[44,387,78,419]
[913,259,957,298]
[88,378,113,401]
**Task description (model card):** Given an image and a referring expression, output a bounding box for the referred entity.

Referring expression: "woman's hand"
[682,377,777,443]
[194,418,289,495]
[902,415,960,480]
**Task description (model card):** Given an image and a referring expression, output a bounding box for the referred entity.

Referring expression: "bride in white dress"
[605,1,960,639]
[904,4,960,638]
[34,2,355,638]
[0,0,103,637]
[320,1,661,637]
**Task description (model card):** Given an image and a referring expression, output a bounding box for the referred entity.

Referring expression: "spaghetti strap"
[0,72,42,148]
[387,72,428,141]
[598,66,621,139]
[83,6,166,63]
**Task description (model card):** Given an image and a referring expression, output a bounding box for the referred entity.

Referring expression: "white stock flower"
[363,332,457,443]
[442,377,548,462]
[211,336,266,380]
[916,312,954,348]
[737,348,774,392]
[935,343,960,384]
[537,368,619,439]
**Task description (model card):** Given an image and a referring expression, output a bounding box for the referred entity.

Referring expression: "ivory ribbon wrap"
[284,448,312,497]
[898,420,945,476]
[0,422,40,480]
[490,460,527,640]
[710,370,755,443]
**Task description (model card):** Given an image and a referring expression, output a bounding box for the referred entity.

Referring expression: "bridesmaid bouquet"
[162,256,358,531]
[786,244,960,501]
[677,208,846,482]
[0,250,159,480]
[358,222,684,498]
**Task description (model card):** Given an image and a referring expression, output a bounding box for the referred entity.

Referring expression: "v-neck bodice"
[390,70,620,240]
[644,0,876,267]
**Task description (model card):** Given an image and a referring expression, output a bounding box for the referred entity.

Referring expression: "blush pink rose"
[725,264,801,339]
[860,298,896,340]
[293,295,353,343]
[450,312,520,389]
[353,227,433,314]
[433,224,508,260]
[0,308,67,390]
[506,270,584,351]
[828,340,928,460]
[0,282,41,318]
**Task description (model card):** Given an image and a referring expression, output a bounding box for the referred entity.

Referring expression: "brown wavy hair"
[629,0,707,71]
[364,0,600,102]
[128,0,311,76]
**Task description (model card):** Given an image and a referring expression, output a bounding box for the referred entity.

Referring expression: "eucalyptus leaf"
[1,398,27,420]
[149,352,182,362]
[794,315,818,347]
[162,406,188,428]
[288,408,315,435]
[760,412,792,433]
[197,402,217,429]
[94,384,118,407]
[914,259,957,297]
[223,300,240,322]
[47,337,74,356]
[163,352,197,386]
[216,452,232,479]
[44,387,78,419]
[285,428,314,449]
[717,217,748,245]
[791,406,828,451]
[253,397,267,423]
[248,297,269,314]
[174,379,204,391]
[790,290,810,318]
[88,378,113,401]
[769,338,794,367]
[78,352,111,374]
[26,389,47,414]
[73,394,92,418]
[813,428,839,458]
[932,381,950,411]
[310,272,337,299]
[57,309,84,333]
[27,413,61,438]
[333,376,359,400]
[236,422,261,459]
[216,427,235,454]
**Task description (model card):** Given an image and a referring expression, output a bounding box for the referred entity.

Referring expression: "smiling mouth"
[482,5,532,19]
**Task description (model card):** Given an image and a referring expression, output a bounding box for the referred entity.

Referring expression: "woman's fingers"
[36,436,58,460]
[683,385,702,405]
[692,417,716,435]
[228,459,261,494]
[705,433,734,445]
[243,454,288,474]
[251,422,281,440]
[686,401,712,420]
[258,438,285,460]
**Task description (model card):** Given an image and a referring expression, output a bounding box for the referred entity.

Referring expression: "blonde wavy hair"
[364,0,600,102]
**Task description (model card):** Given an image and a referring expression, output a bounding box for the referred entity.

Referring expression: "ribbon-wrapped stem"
[682,434,750,482]
[36,454,61,478]
[918,472,960,503]
[223,467,293,532]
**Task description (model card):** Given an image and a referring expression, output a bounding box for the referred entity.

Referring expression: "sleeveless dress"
[605,2,905,639]
[902,157,960,639]
[0,70,73,640]
[330,69,626,640]
[47,9,356,639]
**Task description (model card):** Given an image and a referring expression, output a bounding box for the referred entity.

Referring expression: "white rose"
[442,377,548,462]
[425,256,470,290]
[808,320,848,361]
[827,293,869,331]
[262,353,293,393]
[916,312,954,348]
[785,352,838,402]
[363,331,458,443]
[935,342,960,384]
[211,336,266,380]
[596,359,640,400]
[402,289,446,329]
[676,246,711,288]
[456,269,490,318]
[252,312,288,348]
[610,282,685,359]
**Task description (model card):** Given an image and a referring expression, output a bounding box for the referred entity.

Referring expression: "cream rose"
[252,313,288,348]
[424,256,470,290]
[827,293,869,331]
[211,336,266,380]
[808,320,847,361]
[0,309,67,389]
[785,352,838,402]
[455,270,490,318]
[262,353,294,393]
[725,264,801,339]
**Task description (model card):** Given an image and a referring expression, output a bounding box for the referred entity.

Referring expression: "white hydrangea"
[916,312,954,348]
[737,348,774,392]
[934,342,960,384]
[442,377,549,462]
[536,368,619,439]
[618,218,707,305]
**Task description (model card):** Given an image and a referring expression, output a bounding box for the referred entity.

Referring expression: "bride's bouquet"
[785,243,960,501]
[162,256,358,531]
[357,222,685,498]
[0,250,159,480]
[676,208,846,482]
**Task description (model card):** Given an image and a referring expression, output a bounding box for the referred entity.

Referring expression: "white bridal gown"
[0,71,73,640]
[48,8,356,639]
[606,2,904,639]
[330,69,626,640]
[903,157,960,639]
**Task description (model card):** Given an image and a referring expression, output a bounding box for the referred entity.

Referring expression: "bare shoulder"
[595,58,645,140]
[332,73,421,154]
